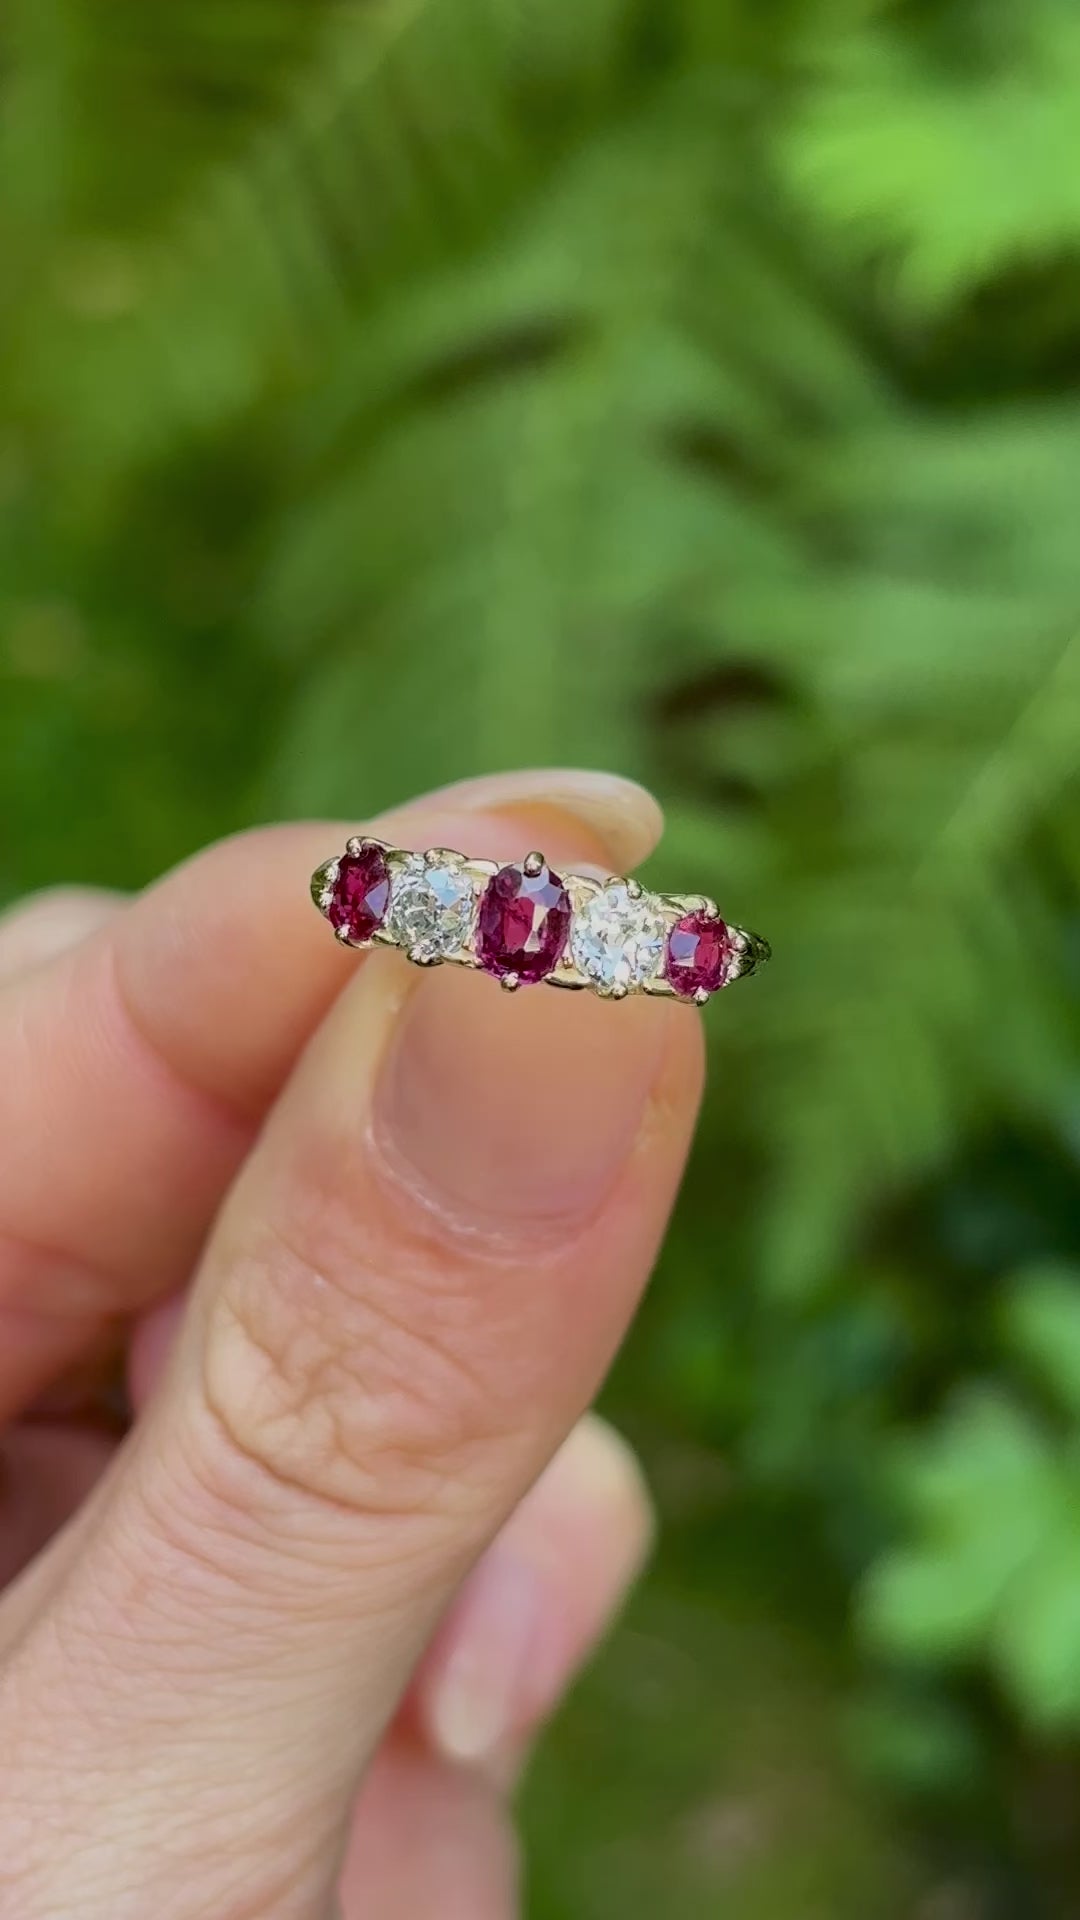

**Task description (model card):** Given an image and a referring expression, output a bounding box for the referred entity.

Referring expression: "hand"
[0,771,702,1920]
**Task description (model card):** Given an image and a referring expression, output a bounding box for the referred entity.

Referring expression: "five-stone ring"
[311,839,770,1006]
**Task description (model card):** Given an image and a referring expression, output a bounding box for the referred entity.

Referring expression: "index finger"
[0,771,662,1419]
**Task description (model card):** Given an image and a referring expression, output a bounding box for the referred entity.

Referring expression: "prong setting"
[310,857,340,913]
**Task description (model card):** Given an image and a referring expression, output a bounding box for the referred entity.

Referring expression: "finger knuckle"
[201,1170,512,1525]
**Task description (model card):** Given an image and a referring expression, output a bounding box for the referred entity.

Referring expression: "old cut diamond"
[387,855,477,961]
[570,882,666,991]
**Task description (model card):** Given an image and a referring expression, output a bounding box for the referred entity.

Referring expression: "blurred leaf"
[863,1375,1080,1736]
[847,1685,987,1799]
[992,1534,1080,1729]
[862,1389,1063,1659]
[1002,1263,1080,1419]
[783,0,1080,314]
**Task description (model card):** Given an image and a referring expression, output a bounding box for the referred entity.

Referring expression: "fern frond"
[782,0,1080,314]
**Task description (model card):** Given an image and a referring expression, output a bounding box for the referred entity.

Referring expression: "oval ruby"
[328,843,391,944]
[664,909,734,998]
[477,861,571,985]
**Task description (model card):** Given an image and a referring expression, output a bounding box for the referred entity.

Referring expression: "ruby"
[477,860,571,984]
[328,843,391,943]
[664,909,734,998]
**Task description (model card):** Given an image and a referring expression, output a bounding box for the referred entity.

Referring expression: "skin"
[0,769,704,1920]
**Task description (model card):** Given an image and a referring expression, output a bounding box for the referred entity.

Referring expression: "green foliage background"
[3,1,1080,1912]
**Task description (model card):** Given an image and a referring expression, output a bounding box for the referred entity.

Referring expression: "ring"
[311,838,770,1006]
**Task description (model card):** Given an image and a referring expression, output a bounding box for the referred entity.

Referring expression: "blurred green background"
[3,1,1080,1912]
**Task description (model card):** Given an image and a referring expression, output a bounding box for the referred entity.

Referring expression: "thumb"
[0,804,701,1920]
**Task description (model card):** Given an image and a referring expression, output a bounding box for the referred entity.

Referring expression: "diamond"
[664,910,734,998]
[477,860,571,984]
[570,882,667,992]
[387,855,477,961]
[327,843,391,944]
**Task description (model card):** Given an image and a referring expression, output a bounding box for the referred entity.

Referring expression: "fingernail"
[426,1549,549,1765]
[0,887,120,983]
[423,1417,653,1767]
[421,769,664,873]
[375,969,668,1233]
[373,785,670,1229]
